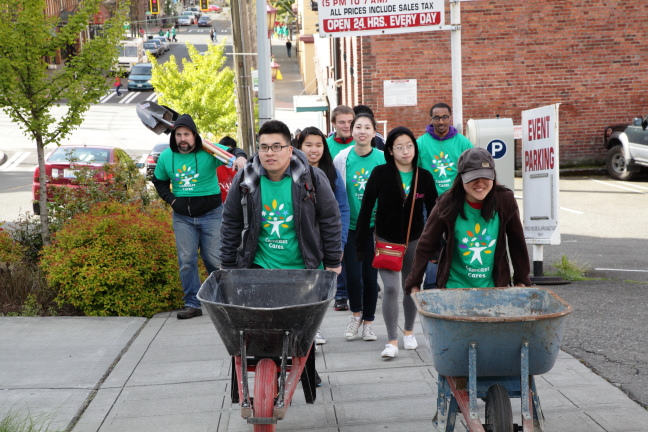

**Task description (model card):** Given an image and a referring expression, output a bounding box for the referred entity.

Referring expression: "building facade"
[299,0,648,165]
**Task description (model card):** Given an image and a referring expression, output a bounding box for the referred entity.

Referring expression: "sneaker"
[381,343,399,358]
[362,324,377,341]
[403,334,418,350]
[315,329,326,345]
[177,306,202,320]
[344,317,361,340]
[334,299,349,311]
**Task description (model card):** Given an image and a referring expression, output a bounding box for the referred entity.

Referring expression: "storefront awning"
[293,95,329,113]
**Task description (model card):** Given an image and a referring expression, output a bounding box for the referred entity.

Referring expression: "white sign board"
[521,103,560,245]
[318,0,445,38]
[383,79,417,107]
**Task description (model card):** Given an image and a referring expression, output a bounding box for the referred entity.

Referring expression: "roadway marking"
[120,92,139,104]
[594,267,648,273]
[0,152,32,171]
[592,179,646,193]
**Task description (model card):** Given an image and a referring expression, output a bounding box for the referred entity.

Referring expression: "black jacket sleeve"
[151,175,174,205]
[355,170,380,262]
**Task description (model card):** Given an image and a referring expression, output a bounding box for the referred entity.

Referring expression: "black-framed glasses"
[431,115,451,121]
[258,144,290,153]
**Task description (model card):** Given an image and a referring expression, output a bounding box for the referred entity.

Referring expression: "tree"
[0,0,129,245]
[149,41,237,140]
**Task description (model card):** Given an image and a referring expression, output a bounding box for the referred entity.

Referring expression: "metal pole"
[257,1,272,126]
[230,0,256,156]
[450,0,463,133]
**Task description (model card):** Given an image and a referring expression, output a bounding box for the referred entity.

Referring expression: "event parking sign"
[318,0,445,38]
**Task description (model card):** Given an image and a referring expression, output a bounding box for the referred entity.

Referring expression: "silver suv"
[604,115,648,180]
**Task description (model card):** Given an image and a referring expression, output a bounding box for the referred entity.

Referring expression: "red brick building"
[324,0,648,166]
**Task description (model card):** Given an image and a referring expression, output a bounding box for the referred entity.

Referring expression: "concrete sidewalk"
[2,294,648,431]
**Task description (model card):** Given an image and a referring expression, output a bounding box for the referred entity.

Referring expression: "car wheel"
[606,144,637,180]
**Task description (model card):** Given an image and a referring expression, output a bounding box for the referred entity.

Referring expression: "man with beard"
[152,114,247,319]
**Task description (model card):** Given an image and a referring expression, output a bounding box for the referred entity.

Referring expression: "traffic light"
[150,0,159,14]
[200,0,208,12]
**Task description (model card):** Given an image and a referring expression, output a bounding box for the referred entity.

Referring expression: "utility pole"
[230,0,256,156]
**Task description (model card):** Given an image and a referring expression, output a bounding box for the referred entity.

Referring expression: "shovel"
[136,101,236,167]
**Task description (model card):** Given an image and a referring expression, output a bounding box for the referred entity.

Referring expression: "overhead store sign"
[318,0,445,38]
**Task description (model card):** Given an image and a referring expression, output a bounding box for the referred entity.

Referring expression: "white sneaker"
[362,324,378,341]
[381,343,399,358]
[345,317,361,340]
[403,334,418,350]
[315,329,326,345]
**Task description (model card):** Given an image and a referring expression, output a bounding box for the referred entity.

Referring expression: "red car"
[208,5,222,12]
[32,145,133,214]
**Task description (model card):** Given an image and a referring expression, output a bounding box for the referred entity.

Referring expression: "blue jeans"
[335,259,348,300]
[423,261,438,289]
[344,229,378,322]
[172,206,223,308]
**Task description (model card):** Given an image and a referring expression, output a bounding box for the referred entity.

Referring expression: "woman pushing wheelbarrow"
[202,120,342,431]
[404,148,572,431]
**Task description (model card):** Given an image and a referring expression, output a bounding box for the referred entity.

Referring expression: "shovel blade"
[136,102,180,135]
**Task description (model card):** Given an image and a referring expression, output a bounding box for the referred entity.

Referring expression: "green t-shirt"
[326,135,355,160]
[154,149,223,196]
[345,148,385,229]
[446,202,499,288]
[417,132,473,195]
[399,170,414,196]
[253,176,305,269]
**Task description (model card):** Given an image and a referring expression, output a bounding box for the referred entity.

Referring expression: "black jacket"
[355,164,437,258]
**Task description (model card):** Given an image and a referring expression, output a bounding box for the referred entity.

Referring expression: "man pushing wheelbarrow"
[198,120,342,431]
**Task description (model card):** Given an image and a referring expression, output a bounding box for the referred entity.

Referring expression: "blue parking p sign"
[487,139,507,159]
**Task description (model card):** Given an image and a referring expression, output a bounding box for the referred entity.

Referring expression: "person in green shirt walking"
[152,114,247,320]
[326,105,355,161]
[417,102,474,290]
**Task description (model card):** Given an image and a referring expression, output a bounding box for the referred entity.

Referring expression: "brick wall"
[350,0,648,165]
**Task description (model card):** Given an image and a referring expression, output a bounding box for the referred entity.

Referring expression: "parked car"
[208,4,222,12]
[197,15,213,27]
[603,115,648,180]
[143,42,161,58]
[147,38,163,54]
[145,143,170,179]
[127,63,153,91]
[184,6,202,20]
[178,12,195,26]
[32,145,133,214]
[151,36,170,53]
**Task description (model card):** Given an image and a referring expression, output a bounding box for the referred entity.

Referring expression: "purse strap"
[403,168,419,245]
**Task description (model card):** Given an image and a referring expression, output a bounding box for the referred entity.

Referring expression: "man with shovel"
[152,114,247,319]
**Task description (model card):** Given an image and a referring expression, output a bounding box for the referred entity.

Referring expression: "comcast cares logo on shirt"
[174,164,199,188]
[430,152,455,178]
[262,199,293,238]
[353,168,370,191]
[458,223,496,265]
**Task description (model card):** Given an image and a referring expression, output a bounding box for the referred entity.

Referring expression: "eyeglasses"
[431,115,451,121]
[393,144,415,153]
[258,144,290,153]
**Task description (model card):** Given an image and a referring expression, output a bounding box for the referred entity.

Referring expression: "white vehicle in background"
[116,38,148,74]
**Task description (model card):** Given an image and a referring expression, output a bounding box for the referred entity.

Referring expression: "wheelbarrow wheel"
[484,384,513,432]
[253,358,277,432]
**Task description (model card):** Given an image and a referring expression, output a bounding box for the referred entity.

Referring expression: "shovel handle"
[203,139,236,167]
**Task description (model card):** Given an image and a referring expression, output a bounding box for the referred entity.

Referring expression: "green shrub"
[0,228,25,264]
[41,202,183,317]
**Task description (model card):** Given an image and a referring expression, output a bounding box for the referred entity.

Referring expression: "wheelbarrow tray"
[198,269,336,358]
[413,287,572,377]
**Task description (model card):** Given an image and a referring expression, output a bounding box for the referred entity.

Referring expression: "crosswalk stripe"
[0,152,32,171]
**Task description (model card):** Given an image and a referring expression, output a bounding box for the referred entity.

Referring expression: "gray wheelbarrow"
[413,287,573,432]
[198,269,337,432]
